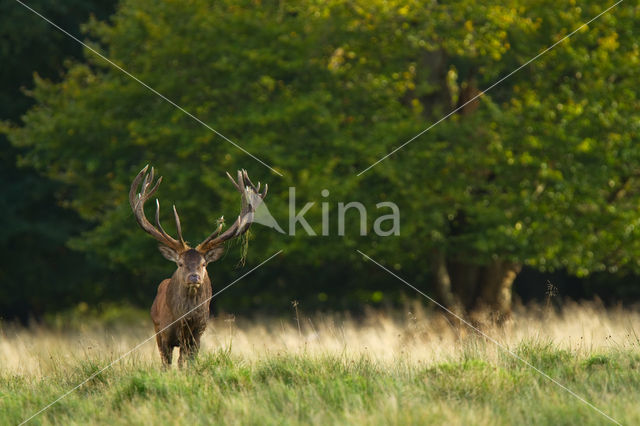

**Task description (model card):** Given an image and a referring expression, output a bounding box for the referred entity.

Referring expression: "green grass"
[2,341,638,425]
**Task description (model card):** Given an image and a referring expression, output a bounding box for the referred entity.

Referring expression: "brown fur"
[150,248,218,366]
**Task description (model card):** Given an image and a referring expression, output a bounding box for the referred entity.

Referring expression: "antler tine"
[141,175,163,205]
[211,218,224,237]
[173,205,186,247]
[226,171,242,192]
[146,167,155,191]
[241,169,259,192]
[129,165,149,206]
[129,165,187,252]
[141,171,150,194]
[131,166,162,206]
[196,217,225,249]
[196,169,267,252]
[237,170,245,192]
[154,199,182,247]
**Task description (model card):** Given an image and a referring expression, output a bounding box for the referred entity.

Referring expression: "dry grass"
[1,301,638,378]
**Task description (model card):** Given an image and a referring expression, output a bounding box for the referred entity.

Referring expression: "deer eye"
[178,263,184,267]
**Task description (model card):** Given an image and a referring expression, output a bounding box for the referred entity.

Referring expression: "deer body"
[151,252,213,366]
[130,166,267,366]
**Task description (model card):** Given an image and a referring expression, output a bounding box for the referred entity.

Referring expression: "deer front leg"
[156,334,173,367]
[178,337,200,367]
[178,328,201,367]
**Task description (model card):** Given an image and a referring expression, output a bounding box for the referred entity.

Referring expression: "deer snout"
[188,274,201,284]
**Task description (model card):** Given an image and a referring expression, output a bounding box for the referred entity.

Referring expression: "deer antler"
[129,165,188,252]
[196,169,267,252]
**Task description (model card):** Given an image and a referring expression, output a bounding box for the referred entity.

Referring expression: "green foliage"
[584,354,612,369]
[42,302,148,332]
[4,0,640,312]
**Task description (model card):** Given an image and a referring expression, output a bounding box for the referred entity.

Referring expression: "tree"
[0,0,116,320]
[5,0,639,318]
[358,0,640,317]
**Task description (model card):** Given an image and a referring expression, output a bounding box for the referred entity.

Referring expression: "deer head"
[129,165,267,288]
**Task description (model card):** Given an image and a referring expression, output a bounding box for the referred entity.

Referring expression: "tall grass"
[1,302,639,425]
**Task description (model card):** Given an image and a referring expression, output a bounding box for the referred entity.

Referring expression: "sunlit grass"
[1,302,639,424]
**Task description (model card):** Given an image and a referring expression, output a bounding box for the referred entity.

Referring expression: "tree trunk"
[431,250,459,309]
[431,254,521,322]
[476,260,521,317]
[430,250,464,325]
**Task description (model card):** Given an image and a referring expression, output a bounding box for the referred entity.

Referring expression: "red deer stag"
[129,165,267,366]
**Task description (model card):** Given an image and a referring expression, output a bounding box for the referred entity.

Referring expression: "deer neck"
[177,279,206,299]
[166,275,209,315]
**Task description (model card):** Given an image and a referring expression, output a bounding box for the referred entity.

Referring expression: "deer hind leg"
[156,334,173,367]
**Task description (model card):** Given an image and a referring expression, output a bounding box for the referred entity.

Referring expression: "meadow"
[1,302,639,425]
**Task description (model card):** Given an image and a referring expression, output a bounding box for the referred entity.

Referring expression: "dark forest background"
[2,0,639,322]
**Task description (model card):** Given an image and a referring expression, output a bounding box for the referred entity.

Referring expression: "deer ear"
[205,246,225,264]
[158,245,179,262]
